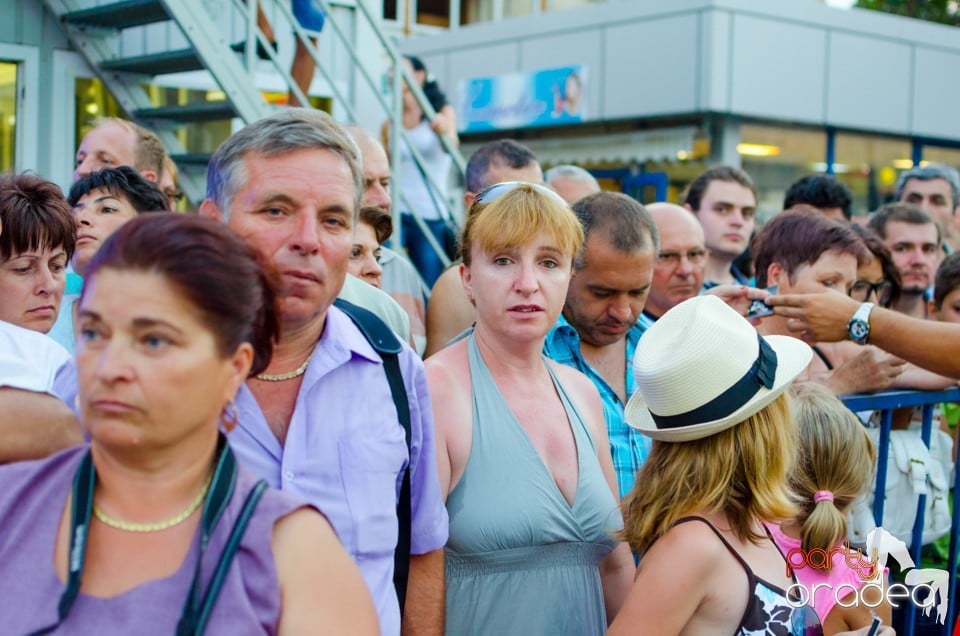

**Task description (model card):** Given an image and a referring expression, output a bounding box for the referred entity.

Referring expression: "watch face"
[850,321,869,340]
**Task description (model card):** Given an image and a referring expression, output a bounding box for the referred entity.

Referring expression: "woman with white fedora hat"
[608,294,818,636]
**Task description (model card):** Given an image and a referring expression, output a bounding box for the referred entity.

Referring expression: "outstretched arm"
[769,290,960,377]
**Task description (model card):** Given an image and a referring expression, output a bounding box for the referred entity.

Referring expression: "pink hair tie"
[814,490,834,504]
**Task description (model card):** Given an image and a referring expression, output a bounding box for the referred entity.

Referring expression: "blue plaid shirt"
[543,314,651,499]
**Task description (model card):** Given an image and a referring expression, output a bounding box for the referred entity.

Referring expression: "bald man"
[347,126,428,353]
[545,164,600,204]
[639,203,708,329]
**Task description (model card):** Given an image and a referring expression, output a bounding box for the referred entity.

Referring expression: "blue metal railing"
[842,388,960,636]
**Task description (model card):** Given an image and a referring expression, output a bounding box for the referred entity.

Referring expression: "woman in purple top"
[0,214,377,635]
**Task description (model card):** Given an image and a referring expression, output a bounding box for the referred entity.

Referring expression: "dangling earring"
[220,401,239,432]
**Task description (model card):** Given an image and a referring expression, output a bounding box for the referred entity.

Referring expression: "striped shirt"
[543,314,651,499]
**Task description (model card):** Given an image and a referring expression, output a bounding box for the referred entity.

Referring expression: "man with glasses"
[544,192,658,499]
[639,203,708,329]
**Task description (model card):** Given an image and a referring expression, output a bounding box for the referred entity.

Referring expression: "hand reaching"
[827,347,906,395]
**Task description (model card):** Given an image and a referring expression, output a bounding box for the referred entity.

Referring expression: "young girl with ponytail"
[766,382,891,634]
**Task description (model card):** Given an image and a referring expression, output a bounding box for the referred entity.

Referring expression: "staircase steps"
[64,0,168,29]
[100,48,204,75]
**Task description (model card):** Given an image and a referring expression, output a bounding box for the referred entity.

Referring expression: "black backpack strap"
[333,298,413,613]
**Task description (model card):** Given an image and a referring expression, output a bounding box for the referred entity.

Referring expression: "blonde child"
[766,382,891,634]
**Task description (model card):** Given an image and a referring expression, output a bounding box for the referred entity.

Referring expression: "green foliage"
[855,0,960,26]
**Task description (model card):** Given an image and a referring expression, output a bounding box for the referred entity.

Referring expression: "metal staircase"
[42,0,466,262]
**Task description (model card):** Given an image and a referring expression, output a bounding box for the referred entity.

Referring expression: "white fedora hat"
[624,295,811,442]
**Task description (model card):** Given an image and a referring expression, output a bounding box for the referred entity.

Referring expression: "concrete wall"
[400,0,960,141]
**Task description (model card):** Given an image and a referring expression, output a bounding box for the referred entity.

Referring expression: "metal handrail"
[228,0,466,252]
[841,388,960,636]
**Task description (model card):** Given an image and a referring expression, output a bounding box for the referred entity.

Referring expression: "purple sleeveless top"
[0,444,305,635]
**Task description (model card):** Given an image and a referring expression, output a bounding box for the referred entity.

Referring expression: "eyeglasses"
[474,181,569,207]
[849,279,893,306]
[657,248,709,268]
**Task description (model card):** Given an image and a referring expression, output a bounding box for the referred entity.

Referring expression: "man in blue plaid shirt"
[544,192,659,499]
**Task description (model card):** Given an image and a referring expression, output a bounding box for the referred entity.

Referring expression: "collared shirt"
[636,311,658,332]
[702,263,755,291]
[543,313,651,499]
[229,306,449,636]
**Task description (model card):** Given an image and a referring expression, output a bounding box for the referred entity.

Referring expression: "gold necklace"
[255,358,310,382]
[93,476,211,533]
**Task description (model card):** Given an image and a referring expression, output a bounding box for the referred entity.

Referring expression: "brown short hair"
[682,165,758,211]
[83,214,280,376]
[359,206,392,245]
[752,206,870,288]
[0,173,76,261]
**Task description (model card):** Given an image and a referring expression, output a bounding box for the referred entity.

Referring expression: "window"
[0,62,16,173]
[833,132,911,216]
[738,123,827,222]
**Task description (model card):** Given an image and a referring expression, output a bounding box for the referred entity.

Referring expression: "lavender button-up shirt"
[230,306,449,636]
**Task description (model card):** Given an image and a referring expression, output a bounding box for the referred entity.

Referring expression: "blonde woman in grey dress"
[425,182,635,635]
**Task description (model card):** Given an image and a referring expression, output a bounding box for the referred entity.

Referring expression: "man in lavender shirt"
[199,108,448,636]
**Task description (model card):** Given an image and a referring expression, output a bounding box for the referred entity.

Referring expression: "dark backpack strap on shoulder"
[333,298,402,354]
[332,298,413,613]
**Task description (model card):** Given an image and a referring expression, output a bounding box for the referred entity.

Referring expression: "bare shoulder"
[425,268,475,357]
[644,518,729,574]
[272,506,339,548]
[272,508,379,635]
[547,360,605,429]
[548,360,601,406]
[424,340,471,421]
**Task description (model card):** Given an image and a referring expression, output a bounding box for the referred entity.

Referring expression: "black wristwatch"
[847,302,874,345]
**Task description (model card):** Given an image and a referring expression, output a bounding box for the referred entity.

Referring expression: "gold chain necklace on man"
[255,358,310,382]
[93,475,212,533]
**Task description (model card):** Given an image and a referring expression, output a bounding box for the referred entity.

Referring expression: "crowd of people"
[6,99,960,635]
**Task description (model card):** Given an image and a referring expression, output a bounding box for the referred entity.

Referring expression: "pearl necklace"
[255,358,310,382]
[93,476,211,533]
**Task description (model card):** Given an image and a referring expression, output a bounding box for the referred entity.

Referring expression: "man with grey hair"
[545,164,600,204]
[896,163,960,251]
[200,108,448,636]
[543,192,658,499]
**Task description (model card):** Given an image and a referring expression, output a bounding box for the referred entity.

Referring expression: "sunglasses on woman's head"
[474,181,569,207]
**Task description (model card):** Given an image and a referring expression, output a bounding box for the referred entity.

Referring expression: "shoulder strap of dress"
[543,360,593,444]
[672,516,754,574]
[811,345,834,370]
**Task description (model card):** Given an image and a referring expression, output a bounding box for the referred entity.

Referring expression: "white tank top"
[397,119,453,220]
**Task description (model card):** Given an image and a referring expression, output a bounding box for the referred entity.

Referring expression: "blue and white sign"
[458,65,586,133]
